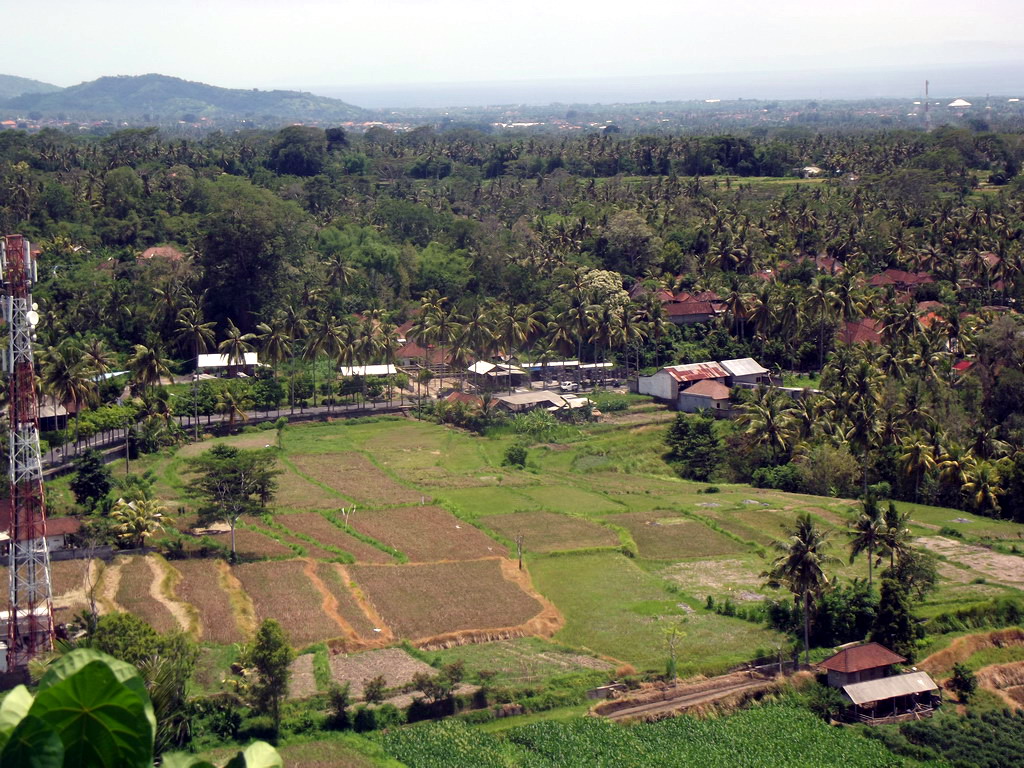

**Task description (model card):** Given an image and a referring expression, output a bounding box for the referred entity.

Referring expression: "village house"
[837,318,883,346]
[868,269,934,293]
[196,352,261,377]
[636,357,772,411]
[819,642,940,724]
[0,501,81,559]
[676,379,731,414]
[636,362,728,402]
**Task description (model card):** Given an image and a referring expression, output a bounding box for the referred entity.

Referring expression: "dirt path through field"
[598,672,777,721]
[220,560,257,637]
[302,558,359,640]
[99,558,124,613]
[336,564,395,643]
[917,536,1024,587]
[147,556,194,635]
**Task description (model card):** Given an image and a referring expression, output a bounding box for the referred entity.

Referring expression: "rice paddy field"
[31,399,1024,743]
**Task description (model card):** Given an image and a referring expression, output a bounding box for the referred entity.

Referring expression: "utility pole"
[2,234,55,673]
[515,534,524,570]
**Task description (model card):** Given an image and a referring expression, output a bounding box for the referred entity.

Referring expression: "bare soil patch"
[178,432,278,458]
[327,648,436,700]
[288,654,318,699]
[290,452,425,506]
[479,511,618,553]
[314,562,379,644]
[275,467,345,510]
[349,558,545,641]
[350,506,497,562]
[662,558,764,593]
[172,558,243,644]
[217,528,295,560]
[919,628,1024,677]
[917,536,1024,587]
[233,559,349,647]
[608,512,747,560]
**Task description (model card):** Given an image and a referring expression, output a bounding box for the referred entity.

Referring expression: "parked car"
[560,381,579,393]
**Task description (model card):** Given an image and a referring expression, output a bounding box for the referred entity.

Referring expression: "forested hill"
[0,73,62,100]
[0,74,368,124]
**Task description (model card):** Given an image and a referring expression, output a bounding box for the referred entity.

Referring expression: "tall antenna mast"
[924,80,931,132]
[2,234,54,674]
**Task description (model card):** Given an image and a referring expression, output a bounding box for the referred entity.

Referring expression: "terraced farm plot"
[276,512,394,563]
[708,507,798,545]
[233,559,347,647]
[290,452,425,506]
[521,485,626,517]
[427,638,614,685]
[213,528,296,560]
[661,557,765,599]
[350,559,543,640]
[350,506,498,561]
[479,511,619,553]
[608,512,747,560]
[328,648,437,699]
[114,556,181,634]
[314,562,378,639]
[178,431,279,458]
[438,486,536,516]
[274,466,346,509]
[248,521,337,560]
[171,559,242,644]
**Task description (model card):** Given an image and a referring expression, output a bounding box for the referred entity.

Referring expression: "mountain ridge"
[0,74,62,101]
[0,73,367,124]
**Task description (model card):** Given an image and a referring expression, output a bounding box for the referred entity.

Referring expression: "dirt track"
[600,673,776,721]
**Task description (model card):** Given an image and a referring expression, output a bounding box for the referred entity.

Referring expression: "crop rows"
[376,707,900,768]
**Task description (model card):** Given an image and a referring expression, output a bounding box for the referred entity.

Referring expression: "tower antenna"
[2,234,55,676]
[924,80,931,132]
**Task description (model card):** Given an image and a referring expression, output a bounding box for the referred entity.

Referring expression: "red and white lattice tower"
[2,234,54,672]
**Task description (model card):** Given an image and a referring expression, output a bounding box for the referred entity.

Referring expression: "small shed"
[719,358,772,386]
[842,671,940,724]
[338,364,397,377]
[677,379,731,414]
[636,362,728,402]
[495,391,567,413]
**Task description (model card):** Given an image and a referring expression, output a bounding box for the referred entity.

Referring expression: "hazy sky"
[8,0,1023,90]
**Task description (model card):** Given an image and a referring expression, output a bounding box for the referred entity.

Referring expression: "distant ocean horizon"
[307,62,1024,110]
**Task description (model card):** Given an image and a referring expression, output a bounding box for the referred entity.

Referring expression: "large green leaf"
[223,742,284,768]
[28,658,154,768]
[0,684,34,749]
[0,713,64,768]
[160,753,217,768]
[37,648,156,742]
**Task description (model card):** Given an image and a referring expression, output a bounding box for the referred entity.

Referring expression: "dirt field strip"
[974,661,1024,709]
[302,558,359,641]
[595,671,780,722]
[51,559,100,614]
[218,559,257,638]
[917,536,1024,588]
[98,557,125,613]
[288,654,319,700]
[148,555,197,636]
[335,564,394,644]
[919,628,1024,677]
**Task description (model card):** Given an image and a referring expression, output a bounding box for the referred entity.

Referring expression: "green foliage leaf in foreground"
[0,648,281,768]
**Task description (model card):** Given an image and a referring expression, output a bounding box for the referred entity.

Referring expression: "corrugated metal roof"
[497,391,566,407]
[197,352,259,368]
[338,364,397,376]
[662,362,728,383]
[843,672,938,706]
[468,361,497,374]
[719,358,769,377]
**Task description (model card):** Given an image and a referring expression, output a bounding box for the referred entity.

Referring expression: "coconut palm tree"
[218,319,257,372]
[849,496,884,587]
[899,434,936,503]
[174,306,216,364]
[881,503,913,568]
[39,341,97,457]
[111,497,166,549]
[737,390,797,463]
[128,344,171,394]
[764,513,837,665]
[963,460,1004,516]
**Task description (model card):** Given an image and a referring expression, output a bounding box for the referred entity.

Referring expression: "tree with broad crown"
[185,444,280,559]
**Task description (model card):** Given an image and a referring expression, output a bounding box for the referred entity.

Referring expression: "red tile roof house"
[819,642,940,724]
[664,300,717,325]
[837,318,883,346]
[868,269,935,292]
